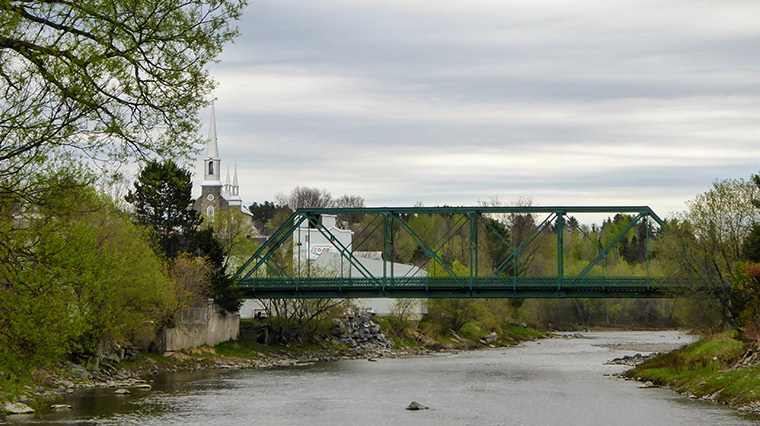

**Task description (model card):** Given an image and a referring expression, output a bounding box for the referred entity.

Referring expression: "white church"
[193,106,254,223]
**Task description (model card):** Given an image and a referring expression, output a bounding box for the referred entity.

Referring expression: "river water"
[6,331,760,425]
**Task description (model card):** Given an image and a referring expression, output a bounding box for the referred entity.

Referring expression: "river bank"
[624,331,760,413]
[8,330,757,425]
[14,325,756,421]
[0,340,425,416]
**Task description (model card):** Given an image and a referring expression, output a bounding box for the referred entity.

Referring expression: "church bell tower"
[199,105,223,218]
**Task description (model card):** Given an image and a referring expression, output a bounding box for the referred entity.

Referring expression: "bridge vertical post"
[306,214,312,278]
[645,215,651,290]
[296,226,302,279]
[556,212,564,289]
[389,213,395,286]
[469,212,478,293]
[382,212,395,293]
[382,213,388,291]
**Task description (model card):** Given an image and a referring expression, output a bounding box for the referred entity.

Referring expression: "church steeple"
[224,166,232,195]
[194,104,254,225]
[228,161,242,206]
[202,104,222,187]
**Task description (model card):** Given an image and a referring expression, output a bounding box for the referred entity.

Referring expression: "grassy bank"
[374,316,545,350]
[624,332,760,409]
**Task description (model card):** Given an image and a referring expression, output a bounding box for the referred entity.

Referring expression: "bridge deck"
[237,277,692,299]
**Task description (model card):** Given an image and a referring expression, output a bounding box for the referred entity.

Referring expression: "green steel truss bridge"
[234,206,691,299]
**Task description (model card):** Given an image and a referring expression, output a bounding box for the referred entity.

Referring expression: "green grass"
[459,320,491,342]
[625,331,760,405]
[502,323,545,342]
[386,334,422,348]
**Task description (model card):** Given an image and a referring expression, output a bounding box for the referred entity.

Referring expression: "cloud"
[194,0,760,222]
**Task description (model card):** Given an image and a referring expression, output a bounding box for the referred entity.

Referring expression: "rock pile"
[729,344,760,371]
[605,352,661,366]
[333,312,392,350]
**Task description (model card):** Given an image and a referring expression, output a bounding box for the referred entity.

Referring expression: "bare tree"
[275,187,333,210]
[333,194,365,228]
[262,298,347,343]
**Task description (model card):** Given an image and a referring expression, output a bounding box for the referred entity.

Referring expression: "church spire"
[233,162,239,196]
[202,104,222,186]
[224,166,231,195]
[207,103,219,159]
[228,161,242,205]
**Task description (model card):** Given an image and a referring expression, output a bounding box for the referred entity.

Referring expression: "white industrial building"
[240,215,427,318]
[292,214,353,276]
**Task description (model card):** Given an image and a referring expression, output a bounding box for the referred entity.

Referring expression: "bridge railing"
[236,276,694,299]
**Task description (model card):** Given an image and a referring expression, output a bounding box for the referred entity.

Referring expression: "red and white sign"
[310,245,334,258]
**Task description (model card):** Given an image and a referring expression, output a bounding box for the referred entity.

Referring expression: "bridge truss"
[235,206,689,299]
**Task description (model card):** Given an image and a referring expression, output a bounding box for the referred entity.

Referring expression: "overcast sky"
[193,0,760,221]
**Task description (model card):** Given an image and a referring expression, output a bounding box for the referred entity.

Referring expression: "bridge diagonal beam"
[305,214,378,281]
[577,211,647,278]
[237,211,304,280]
[351,214,383,252]
[570,218,603,251]
[494,212,556,277]
[429,213,469,255]
[392,214,463,284]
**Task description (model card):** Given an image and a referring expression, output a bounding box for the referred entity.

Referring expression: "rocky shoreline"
[1,313,457,416]
[2,343,455,416]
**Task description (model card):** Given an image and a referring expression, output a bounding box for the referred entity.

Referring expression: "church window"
[208,161,214,175]
[207,206,215,218]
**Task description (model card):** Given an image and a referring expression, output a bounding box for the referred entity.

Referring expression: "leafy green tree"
[0,0,246,186]
[482,217,512,275]
[0,179,172,376]
[190,228,242,313]
[204,209,259,272]
[744,173,760,262]
[657,178,760,326]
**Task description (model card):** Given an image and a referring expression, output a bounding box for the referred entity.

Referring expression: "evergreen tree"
[744,173,760,262]
[744,224,760,262]
[126,160,201,237]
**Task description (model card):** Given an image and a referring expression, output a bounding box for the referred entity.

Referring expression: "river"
[5,331,760,425]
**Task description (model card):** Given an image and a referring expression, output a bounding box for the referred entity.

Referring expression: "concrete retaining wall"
[158,302,239,352]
